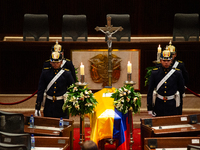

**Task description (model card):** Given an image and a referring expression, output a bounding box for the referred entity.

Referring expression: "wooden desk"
[35,136,70,150]
[24,116,74,150]
[144,137,200,150]
[141,114,200,150]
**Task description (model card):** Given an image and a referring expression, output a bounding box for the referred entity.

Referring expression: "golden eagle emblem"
[89,54,122,87]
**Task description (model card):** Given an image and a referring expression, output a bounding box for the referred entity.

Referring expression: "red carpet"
[73,127,141,150]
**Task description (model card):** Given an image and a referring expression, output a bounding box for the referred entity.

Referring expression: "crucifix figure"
[95,16,123,87]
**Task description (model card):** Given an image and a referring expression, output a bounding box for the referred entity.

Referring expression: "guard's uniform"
[147,67,185,116]
[36,67,74,118]
[43,59,76,82]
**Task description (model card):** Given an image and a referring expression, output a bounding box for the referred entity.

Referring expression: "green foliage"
[62,84,98,116]
[75,67,79,82]
[144,66,155,86]
[111,85,141,114]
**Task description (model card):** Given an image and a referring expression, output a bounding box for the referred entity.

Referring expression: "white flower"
[85,90,89,95]
[128,90,131,94]
[69,96,77,105]
[119,97,124,103]
[85,103,92,107]
[75,104,80,110]
[116,103,122,109]
[88,90,92,94]
[73,87,78,92]
[124,88,128,92]
[134,97,138,102]
[127,97,130,102]
[123,92,126,96]
[119,94,123,97]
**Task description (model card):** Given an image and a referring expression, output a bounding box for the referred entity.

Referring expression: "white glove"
[148,111,156,117]
[148,111,152,115]
[35,110,41,116]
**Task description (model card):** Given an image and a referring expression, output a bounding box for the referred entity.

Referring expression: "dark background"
[1,0,200,38]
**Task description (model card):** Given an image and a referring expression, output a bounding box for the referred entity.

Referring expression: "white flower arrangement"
[62,84,98,116]
[111,85,141,114]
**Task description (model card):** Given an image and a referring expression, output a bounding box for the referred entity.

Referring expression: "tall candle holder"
[79,114,85,147]
[124,76,135,150]
[75,77,88,148]
[128,110,134,150]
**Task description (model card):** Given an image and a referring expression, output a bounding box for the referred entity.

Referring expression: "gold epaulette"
[65,58,71,61]
[45,59,50,62]
[44,67,50,70]
[153,68,158,70]
[178,60,183,63]
[175,68,180,71]
[64,68,69,71]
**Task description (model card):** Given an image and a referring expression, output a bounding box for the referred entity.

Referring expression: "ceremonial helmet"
[167,40,176,55]
[51,40,63,52]
[160,48,172,60]
[50,51,63,62]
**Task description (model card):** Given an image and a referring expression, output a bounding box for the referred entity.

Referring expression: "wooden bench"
[141,114,200,150]
[144,137,200,150]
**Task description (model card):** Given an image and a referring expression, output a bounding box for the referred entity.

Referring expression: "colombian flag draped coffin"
[90,88,131,150]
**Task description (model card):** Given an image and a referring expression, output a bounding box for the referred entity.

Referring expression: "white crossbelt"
[46,95,64,100]
[157,93,175,100]
[46,69,65,92]
[61,59,66,68]
[172,61,179,68]
[156,69,176,91]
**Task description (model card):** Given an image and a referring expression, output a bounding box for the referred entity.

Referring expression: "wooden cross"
[95,16,123,87]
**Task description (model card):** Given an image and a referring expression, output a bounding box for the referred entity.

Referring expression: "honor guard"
[147,49,185,117]
[43,41,77,82]
[35,51,75,118]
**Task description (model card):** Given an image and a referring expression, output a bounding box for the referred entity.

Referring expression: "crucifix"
[95,16,123,87]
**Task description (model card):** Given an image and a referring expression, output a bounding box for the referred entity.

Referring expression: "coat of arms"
[89,54,122,87]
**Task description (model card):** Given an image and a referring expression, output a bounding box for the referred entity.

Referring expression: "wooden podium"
[141,114,200,150]
[24,116,74,150]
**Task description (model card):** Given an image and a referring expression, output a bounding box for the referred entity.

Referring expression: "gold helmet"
[51,40,63,52]
[167,40,176,54]
[160,48,172,60]
[50,51,63,62]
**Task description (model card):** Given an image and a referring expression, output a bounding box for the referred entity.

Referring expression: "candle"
[80,62,84,75]
[158,45,162,53]
[158,45,161,53]
[127,61,132,74]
